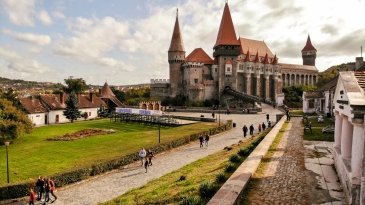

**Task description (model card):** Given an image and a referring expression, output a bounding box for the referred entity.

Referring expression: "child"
[29,188,36,205]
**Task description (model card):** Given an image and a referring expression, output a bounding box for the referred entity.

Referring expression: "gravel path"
[8,105,281,205]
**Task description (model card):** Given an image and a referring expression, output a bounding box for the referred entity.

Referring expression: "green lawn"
[290,109,304,116]
[0,119,217,186]
[303,116,334,141]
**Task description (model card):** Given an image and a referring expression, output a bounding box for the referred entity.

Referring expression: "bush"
[180,196,203,205]
[199,182,217,199]
[225,163,236,173]
[229,154,241,163]
[238,148,249,157]
[179,175,186,181]
[215,173,227,184]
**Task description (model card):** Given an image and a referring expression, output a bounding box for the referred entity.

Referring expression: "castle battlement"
[150,79,170,84]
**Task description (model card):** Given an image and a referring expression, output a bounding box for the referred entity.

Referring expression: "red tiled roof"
[40,93,106,110]
[302,35,317,52]
[100,82,115,98]
[40,94,65,110]
[239,38,274,58]
[185,48,214,64]
[214,3,240,48]
[226,59,232,64]
[168,13,185,52]
[20,96,48,114]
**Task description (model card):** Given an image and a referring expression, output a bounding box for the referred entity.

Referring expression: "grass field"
[102,133,263,205]
[0,119,217,186]
[303,116,334,141]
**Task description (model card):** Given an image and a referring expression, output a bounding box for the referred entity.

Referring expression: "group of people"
[29,176,57,205]
[139,148,154,173]
[242,114,273,138]
[199,134,210,148]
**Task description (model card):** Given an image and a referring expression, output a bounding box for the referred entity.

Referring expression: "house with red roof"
[151,2,318,105]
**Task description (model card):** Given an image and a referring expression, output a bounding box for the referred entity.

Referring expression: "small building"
[98,82,124,110]
[333,71,365,204]
[19,96,48,126]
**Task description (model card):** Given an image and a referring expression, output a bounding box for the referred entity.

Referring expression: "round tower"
[168,9,185,97]
[301,35,317,66]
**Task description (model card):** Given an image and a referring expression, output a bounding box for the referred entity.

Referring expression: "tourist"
[199,136,204,148]
[286,110,291,121]
[262,122,266,131]
[258,123,262,133]
[144,159,149,173]
[242,125,248,137]
[44,178,50,203]
[212,112,215,118]
[36,176,44,200]
[266,114,269,122]
[49,178,58,203]
[205,134,210,147]
[29,188,36,205]
[139,148,147,166]
[249,124,254,136]
[268,121,272,128]
[147,149,154,166]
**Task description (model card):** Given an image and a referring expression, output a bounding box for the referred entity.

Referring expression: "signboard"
[116,108,162,116]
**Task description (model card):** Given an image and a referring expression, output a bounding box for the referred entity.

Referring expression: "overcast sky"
[0,0,364,85]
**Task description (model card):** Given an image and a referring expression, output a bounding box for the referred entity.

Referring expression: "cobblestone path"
[246,118,309,205]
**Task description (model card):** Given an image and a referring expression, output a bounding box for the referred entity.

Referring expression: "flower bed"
[46,129,115,141]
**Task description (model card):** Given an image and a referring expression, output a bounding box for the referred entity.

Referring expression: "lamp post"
[158,117,161,144]
[4,141,10,184]
[218,104,221,126]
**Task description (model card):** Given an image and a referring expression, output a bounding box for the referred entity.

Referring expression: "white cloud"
[2,29,51,46]
[0,47,50,74]
[1,0,35,26]
[52,11,65,19]
[38,10,53,26]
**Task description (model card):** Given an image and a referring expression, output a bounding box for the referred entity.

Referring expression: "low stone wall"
[207,116,286,205]
[0,121,232,202]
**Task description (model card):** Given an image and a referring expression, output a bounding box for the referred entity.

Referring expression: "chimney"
[89,92,93,103]
[60,92,65,104]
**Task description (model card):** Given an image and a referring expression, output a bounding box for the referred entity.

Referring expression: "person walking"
[139,148,147,166]
[258,123,262,133]
[266,114,269,122]
[268,121,272,127]
[147,149,154,166]
[49,178,57,203]
[242,125,248,137]
[144,159,149,173]
[286,110,291,121]
[205,134,210,147]
[199,136,204,148]
[43,178,50,203]
[249,124,254,136]
[262,122,266,131]
[29,188,36,205]
[212,112,215,118]
[36,176,43,201]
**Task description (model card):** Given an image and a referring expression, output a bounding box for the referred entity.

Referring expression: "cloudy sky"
[0,0,364,85]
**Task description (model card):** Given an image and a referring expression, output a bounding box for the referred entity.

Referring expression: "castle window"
[224,57,226,60]
[215,68,218,72]
[194,79,198,84]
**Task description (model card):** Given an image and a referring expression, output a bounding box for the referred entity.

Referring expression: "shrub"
[179,175,186,181]
[215,173,227,184]
[229,154,241,163]
[238,148,249,157]
[180,196,203,205]
[224,146,233,151]
[199,182,217,199]
[225,163,236,173]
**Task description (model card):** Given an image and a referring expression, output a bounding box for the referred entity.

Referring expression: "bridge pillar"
[244,74,251,95]
[265,75,270,100]
[255,75,260,97]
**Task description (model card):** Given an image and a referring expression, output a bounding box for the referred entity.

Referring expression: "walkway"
[245,118,345,205]
[6,105,281,205]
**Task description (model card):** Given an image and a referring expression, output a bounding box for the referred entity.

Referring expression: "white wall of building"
[28,113,47,126]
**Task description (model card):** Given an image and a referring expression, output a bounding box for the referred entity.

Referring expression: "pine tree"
[63,91,81,123]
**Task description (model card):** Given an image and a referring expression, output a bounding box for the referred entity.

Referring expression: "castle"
[151,2,318,105]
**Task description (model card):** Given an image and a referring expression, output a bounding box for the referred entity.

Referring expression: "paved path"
[246,118,345,205]
[10,105,280,205]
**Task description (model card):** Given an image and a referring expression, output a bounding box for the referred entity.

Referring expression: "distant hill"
[317,62,356,88]
[0,76,62,91]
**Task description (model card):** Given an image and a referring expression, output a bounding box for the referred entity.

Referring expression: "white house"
[20,93,106,126]
[333,71,365,204]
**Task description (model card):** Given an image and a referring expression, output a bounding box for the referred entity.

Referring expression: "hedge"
[0,120,232,201]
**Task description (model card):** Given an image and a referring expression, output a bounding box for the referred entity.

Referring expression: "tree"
[0,88,23,111]
[63,77,89,94]
[63,91,81,123]
[111,87,126,102]
[0,98,33,141]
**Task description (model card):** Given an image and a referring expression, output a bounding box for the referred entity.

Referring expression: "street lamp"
[158,117,161,144]
[218,104,221,126]
[4,141,10,184]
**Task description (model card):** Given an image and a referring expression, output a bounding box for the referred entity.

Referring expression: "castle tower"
[168,9,185,97]
[301,35,317,66]
[213,2,240,97]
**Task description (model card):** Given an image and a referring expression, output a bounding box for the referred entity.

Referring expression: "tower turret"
[301,35,317,66]
[168,9,185,97]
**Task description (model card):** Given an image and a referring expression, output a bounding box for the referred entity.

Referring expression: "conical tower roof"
[100,82,115,98]
[302,35,317,52]
[272,53,278,64]
[263,52,270,64]
[244,50,251,62]
[168,10,185,52]
[214,3,240,48]
[254,50,260,63]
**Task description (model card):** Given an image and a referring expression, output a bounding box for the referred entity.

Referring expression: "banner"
[116,108,162,116]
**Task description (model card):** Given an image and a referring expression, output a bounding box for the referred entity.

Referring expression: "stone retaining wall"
[207,116,286,205]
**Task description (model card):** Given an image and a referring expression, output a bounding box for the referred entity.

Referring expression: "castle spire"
[254,50,260,63]
[263,52,270,64]
[272,53,278,64]
[214,2,240,48]
[168,9,184,52]
[301,34,316,52]
[244,49,251,62]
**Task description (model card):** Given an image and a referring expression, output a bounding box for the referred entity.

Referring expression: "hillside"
[317,62,356,88]
[0,76,62,91]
